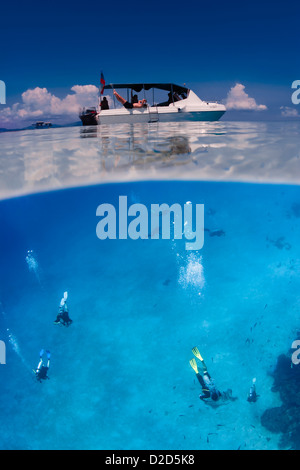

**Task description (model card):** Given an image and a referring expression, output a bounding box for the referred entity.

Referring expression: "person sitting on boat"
[113,90,147,109]
[167,92,180,104]
[100,97,109,110]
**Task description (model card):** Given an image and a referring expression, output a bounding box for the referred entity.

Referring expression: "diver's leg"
[46,351,51,368]
[196,373,205,388]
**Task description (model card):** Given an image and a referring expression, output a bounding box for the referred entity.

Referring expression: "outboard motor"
[79,107,98,126]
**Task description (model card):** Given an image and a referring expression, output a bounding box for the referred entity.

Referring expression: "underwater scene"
[1,121,300,450]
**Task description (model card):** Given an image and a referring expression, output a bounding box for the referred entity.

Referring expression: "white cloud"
[224,83,267,111]
[280,106,299,118]
[0,85,101,128]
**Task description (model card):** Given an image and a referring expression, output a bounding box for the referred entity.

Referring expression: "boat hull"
[97,109,225,125]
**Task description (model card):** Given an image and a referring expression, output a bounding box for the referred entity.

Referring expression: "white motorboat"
[79,83,226,125]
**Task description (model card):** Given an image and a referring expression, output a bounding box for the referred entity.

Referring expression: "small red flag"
[100,72,105,95]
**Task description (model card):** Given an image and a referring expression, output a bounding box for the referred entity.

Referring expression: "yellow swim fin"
[192,346,204,362]
[189,358,199,374]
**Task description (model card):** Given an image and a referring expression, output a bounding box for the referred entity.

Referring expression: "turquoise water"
[0,122,300,450]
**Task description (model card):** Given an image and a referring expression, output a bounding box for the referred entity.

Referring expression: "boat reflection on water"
[80,123,194,167]
[80,127,98,138]
[78,121,227,171]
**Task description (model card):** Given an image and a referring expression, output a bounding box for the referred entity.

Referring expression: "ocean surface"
[0,121,300,450]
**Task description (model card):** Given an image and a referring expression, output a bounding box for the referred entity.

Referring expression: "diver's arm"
[200,389,211,400]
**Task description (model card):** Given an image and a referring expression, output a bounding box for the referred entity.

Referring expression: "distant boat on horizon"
[33,121,52,129]
[79,83,226,126]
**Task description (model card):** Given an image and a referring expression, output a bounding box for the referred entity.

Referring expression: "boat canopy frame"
[103,83,189,95]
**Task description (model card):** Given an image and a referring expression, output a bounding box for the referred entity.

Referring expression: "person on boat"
[190,347,237,406]
[34,349,50,383]
[113,90,147,109]
[131,94,138,104]
[54,291,73,327]
[100,97,109,110]
[167,92,180,104]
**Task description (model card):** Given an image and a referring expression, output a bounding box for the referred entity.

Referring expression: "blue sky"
[1,0,300,126]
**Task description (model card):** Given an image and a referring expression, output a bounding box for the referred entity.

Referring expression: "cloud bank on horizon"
[0,82,281,128]
[0,85,100,128]
[224,83,267,111]
[280,106,299,118]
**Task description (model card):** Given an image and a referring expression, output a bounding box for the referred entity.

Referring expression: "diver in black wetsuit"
[54,291,73,327]
[247,378,259,403]
[196,364,222,402]
[190,347,237,405]
[34,349,50,383]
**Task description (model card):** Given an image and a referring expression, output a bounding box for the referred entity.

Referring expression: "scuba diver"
[54,292,73,327]
[34,349,50,383]
[247,378,259,403]
[189,347,237,405]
